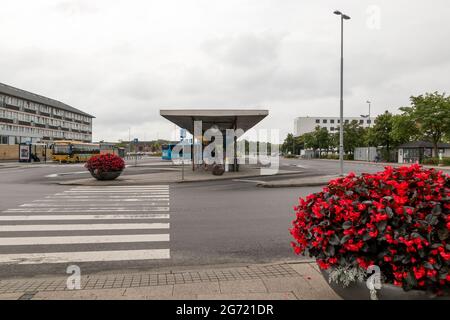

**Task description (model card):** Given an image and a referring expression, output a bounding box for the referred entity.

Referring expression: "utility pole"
[334,10,351,176]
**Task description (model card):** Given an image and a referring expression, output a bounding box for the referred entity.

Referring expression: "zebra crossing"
[0,185,170,265]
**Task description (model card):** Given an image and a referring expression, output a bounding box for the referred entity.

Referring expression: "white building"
[294,116,377,136]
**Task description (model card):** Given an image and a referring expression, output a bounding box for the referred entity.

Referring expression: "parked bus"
[162,142,192,161]
[161,144,176,160]
[51,140,100,163]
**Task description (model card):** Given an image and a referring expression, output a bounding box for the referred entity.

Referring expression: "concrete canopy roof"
[160,109,269,134]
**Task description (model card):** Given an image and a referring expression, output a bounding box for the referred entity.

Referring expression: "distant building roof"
[0,82,94,118]
[399,141,450,149]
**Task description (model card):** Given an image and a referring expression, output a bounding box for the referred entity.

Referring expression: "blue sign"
[133,138,139,143]
[180,128,186,139]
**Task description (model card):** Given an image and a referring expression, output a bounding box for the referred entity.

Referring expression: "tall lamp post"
[361,100,372,161]
[334,10,351,176]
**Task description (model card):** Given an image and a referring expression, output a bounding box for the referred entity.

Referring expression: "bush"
[422,158,450,166]
[85,153,125,173]
[290,165,450,294]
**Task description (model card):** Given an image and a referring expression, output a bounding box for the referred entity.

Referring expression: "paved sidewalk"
[0,261,340,300]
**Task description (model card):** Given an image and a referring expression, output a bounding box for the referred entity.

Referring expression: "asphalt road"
[0,157,447,279]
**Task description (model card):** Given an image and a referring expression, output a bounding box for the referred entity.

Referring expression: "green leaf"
[328,234,340,246]
[423,262,434,270]
[431,205,441,215]
[377,220,388,232]
[438,228,449,241]
[362,232,372,241]
[386,207,394,218]
[325,245,335,257]
[340,235,351,244]
[425,214,439,226]
[405,271,417,290]
[342,221,353,229]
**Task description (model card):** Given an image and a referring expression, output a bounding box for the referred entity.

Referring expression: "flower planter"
[320,269,449,300]
[85,154,125,181]
[290,165,450,298]
[90,170,122,181]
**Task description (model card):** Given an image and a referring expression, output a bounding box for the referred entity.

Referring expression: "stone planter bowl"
[321,269,449,300]
[90,170,123,181]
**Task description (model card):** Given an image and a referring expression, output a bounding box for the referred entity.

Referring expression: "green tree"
[400,92,450,156]
[314,126,331,157]
[334,121,366,154]
[390,114,420,146]
[303,132,317,151]
[367,111,394,152]
[281,133,296,154]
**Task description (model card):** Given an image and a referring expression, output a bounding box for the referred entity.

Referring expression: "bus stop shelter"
[160,109,269,171]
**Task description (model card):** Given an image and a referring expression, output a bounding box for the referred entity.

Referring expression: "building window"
[323,119,327,124]
[330,120,335,124]
[330,127,335,131]
[360,120,364,124]
[367,120,372,124]
[315,119,320,124]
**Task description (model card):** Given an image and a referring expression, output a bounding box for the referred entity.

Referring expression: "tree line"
[282,92,450,159]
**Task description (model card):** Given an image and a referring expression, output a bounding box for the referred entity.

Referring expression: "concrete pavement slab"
[123,285,174,299]
[197,292,297,300]
[0,292,24,300]
[32,288,127,300]
[173,282,221,295]
[219,279,268,294]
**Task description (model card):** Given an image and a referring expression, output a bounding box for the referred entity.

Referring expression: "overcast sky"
[1,0,449,142]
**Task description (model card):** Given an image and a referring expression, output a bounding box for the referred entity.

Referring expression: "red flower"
[290,165,450,294]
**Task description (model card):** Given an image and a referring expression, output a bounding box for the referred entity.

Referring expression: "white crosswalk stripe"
[0,185,171,265]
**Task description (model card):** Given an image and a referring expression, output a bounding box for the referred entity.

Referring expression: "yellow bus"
[51,140,100,163]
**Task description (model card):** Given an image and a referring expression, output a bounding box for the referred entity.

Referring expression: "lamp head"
[334,10,342,15]
[342,14,351,20]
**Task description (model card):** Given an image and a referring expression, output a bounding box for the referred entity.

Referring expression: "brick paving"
[0,263,299,294]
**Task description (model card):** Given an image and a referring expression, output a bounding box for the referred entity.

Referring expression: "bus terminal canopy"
[159,109,269,134]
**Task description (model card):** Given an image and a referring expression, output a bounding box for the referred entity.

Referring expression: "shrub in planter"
[85,153,125,181]
[290,165,450,297]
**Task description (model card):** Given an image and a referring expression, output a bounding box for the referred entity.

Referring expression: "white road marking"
[45,171,89,178]
[34,198,169,202]
[0,185,172,265]
[3,208,170,213]
[22,203,169,207]
[0,223,169,232]
[233,179,266,184]
[0,234,170,246]
[0,214,170,221]
[0,249,171,264]
[62,191,169,194]
[48,195,169,198]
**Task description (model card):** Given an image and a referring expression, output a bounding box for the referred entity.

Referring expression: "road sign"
[180,128,186,140]
[133,138,138,143]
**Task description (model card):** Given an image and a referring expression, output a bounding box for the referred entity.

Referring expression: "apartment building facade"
[294,116,377,136]
[0,83,94,145]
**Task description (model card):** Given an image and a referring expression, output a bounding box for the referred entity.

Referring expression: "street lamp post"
[334,10,350,177]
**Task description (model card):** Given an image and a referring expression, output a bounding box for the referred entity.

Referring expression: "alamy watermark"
[366,5,381,30]
[171,121,280,175]
[66,265,81,290]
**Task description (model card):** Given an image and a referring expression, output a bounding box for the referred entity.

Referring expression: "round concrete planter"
[90,170,123,181]
[320,269,449,300]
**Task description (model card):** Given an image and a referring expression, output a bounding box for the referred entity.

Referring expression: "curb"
[257,175,339,188]
[57,171,306,186]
